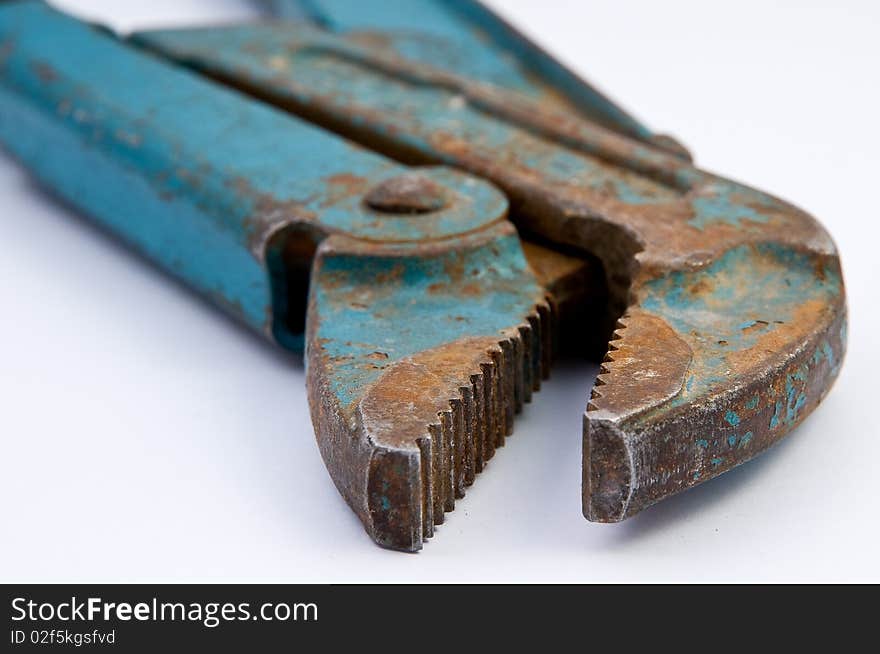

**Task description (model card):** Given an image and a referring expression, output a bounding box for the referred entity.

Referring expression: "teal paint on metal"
[770,402,783,429]
[0,2,508,347]
[689,186,772,231]
[0,1,849,546]
[259,0,666,149]
[135,23,826,250]
[311,229,542,410]
[132,24,682,208]
[639,243,842,404]
[0,2,548,552]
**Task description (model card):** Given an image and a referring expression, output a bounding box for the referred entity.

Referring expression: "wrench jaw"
[305,225,552,550]
[585,228,847,522]
[3,3,850,543]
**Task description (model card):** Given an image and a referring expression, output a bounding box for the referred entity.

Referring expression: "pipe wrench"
[0,1,846,550]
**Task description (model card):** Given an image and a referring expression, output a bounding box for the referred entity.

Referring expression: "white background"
[2,0,877,582]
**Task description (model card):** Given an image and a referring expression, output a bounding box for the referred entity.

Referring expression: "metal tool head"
[306,221,553,549]
[0,1,846,551]
[135,16,847,538]
[582,179,845,521]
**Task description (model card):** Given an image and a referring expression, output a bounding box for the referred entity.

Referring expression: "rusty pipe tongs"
[0,1,846,550]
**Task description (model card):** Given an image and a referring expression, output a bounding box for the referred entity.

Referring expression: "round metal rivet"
[364,174,448,214]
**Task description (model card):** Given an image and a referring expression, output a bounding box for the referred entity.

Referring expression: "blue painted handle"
[0,2,506,348]
[259,0,687,156]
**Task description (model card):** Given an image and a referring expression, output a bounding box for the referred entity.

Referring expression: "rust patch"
[589,310,693,421]
[228,176,319,260]
[363,173,447,214]
[459,282,482,297]
[0,39,14,66]
[30,59,57,82]
[324,172,369,197]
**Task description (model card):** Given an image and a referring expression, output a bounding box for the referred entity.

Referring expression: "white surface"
[1,0,877,583]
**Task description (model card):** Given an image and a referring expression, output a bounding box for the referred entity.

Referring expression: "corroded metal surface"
[587,248,845,520]
[307,224,553,549]
[0,1,576,551]
[0,1,848,551]
[136,20,848,526]
[258,0,689,157]
[364,173,448,214]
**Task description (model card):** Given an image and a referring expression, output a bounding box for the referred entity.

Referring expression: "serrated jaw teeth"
[357,300,555,550]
